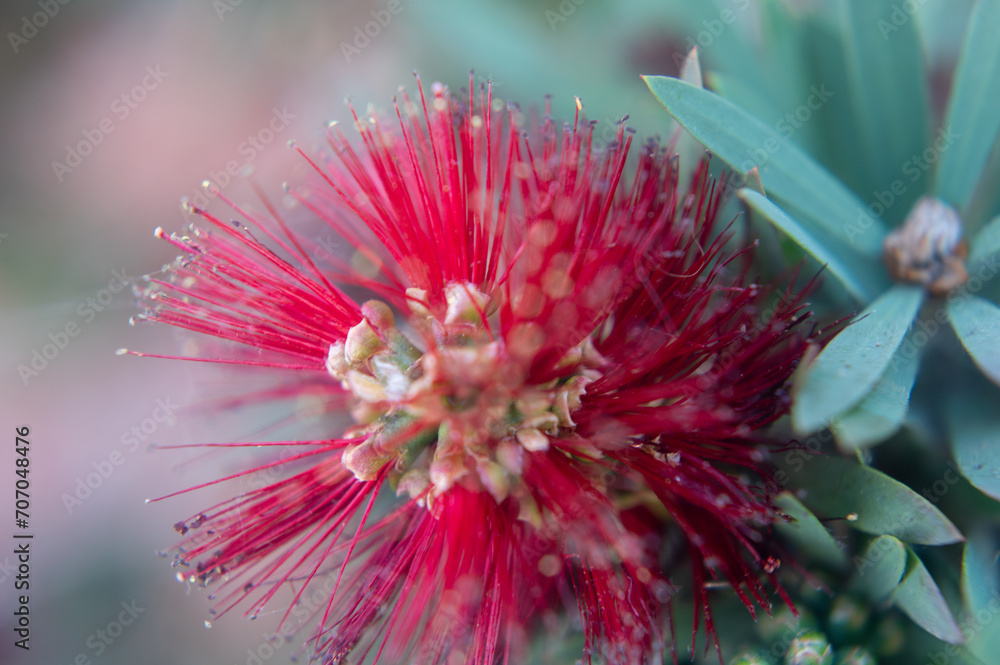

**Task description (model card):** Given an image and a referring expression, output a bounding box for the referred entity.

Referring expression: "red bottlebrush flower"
[134,76,815,665]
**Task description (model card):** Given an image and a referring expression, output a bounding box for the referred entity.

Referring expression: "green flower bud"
[360,299,395,333]
[785,632,833,665]
[516,427,549,452]
[835,646,876,665]
[342,437,391,482]
[730,651,774,665]
[345,317,384,365]
[756,606,817,643]
[405,287,432,318]
[872,615,905,657]
[444,282,489,324]
[827,595,870,644]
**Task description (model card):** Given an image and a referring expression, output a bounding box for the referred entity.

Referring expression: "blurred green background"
[0,1,974,663]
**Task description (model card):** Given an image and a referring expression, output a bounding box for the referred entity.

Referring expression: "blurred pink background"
[0,1,972,663]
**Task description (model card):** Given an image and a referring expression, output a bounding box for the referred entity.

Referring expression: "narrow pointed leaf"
[673,46,708,190]
[788,455,963,545]
[759,0,816,150]
[643,76,887,255]
[947,385,1000,500]
[679,46,702,89]
[948,296,1000,385]
[672,2,767,94]
[893,547,965,644]
[936,0,1000,211]
[838,0,930,214]
[966,137,1000,230]
[413,0,649,126]
[703,71,782,133]
[774,492,848,569]
[739,189,881,302]
[829,335,920,449]
[743,167,765,196]
[793,285,924,434]
[962,528,1000,617]
[962,529,1000,658]
[852,535,907,603]
[969,215,1000,267]
[800,15,869,196]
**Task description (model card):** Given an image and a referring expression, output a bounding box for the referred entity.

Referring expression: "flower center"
[883,196,968,295]
[325,283,604,506]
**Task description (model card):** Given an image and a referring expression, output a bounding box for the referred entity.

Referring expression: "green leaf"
[411,0,651,131]
[947,384,1000,500]
[799,15,869,197]
[966,137,1000,231]
[948,296,1000,385]
[893,547,965,644]
[759,0,812,120]
[743,168,765,196]
[678,45,702,89]
[774,492,848,569]
[673,46,708,190]
[788,455,963,545]
[838,0,930,216]
[642,76,888,255]
[793,285,924,434]
[962,528,1000,618]
[738,189,882,302]
[969,215,1000,267]
[829,334,921,449]
[962,529,1000,658]
[734,0,816,150]
[672,1,767,93]
[703,71,783,136]
[936,0,1000,211]
[852,535,907,602]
